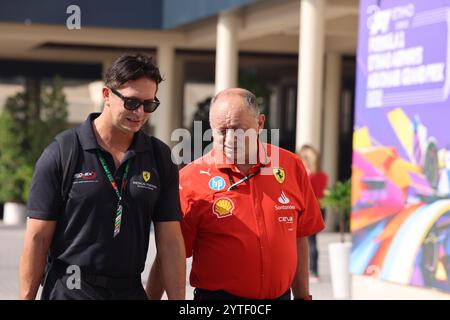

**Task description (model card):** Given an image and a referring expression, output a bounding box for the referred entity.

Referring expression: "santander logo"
[278,191,290,204]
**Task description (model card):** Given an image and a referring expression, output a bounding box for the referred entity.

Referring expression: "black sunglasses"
[110,88,160,113]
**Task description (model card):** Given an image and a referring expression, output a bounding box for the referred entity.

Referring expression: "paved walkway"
[0,222,344,300]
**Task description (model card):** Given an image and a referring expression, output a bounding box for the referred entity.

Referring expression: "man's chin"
[224,152,247,164]
[118,124,141,134]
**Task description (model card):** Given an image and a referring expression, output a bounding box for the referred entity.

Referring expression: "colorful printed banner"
[351,0,450,292]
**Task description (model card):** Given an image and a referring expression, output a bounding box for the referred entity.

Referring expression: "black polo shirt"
[27,113,182,277]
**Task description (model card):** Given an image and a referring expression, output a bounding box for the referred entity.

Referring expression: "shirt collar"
[76,112,151,153]
[212,141,271,173]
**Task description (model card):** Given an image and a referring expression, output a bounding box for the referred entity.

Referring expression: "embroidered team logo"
[212,197,234,218]
[273,167,285,184]
[133,170,157,191]
[73,171,99,185]
[142,171,151,182]
[74,171,97,181]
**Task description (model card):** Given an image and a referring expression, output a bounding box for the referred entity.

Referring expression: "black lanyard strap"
[226,169,235,185]
[226,167,261,191]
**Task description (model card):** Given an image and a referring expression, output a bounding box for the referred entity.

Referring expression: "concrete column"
[215,10,239,94]
[322,53,342,233]
[155,44,176,145]
[171,55,185,133]
[296,0,325,152]
[322,53,342,188]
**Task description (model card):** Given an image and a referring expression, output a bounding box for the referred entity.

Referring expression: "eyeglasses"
[110,88,160,113]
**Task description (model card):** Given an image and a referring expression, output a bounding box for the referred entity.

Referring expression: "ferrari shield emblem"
[142,171,151,182]
[273,168,285,184]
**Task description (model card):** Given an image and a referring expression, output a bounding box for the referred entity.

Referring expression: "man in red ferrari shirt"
[148,88,324,300]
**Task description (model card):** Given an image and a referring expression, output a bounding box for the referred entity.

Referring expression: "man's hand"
[147,221,186,300]
[19,218,57,300]
[291,236,310,300]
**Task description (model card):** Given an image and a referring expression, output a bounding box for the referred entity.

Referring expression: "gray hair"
[209,88,260,124]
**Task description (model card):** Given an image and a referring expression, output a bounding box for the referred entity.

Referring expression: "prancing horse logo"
[142,171,151,182]
[273,167,285,184]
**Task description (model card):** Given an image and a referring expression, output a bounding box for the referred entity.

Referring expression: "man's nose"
[225,129,240,141]
[132,105,145,116]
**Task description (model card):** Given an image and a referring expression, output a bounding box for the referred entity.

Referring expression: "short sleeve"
[152,140,182,223]
[295,157,325,237]
[27,141,64,220]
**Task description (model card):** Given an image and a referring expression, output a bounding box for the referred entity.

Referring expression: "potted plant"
[321,179,352,299]
[0,163,33,225]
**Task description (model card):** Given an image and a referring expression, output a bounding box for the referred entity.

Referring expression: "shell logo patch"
[142,171,151,182]
[212,197,234,218]
[273,167,285,184]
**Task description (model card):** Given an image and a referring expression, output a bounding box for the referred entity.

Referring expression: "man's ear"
[258,114,266,132]
[102,87,110,107]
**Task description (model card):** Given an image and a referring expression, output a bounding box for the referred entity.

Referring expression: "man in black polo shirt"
[19,53,186,300]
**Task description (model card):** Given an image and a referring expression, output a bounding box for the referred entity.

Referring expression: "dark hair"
[104,53,163,89]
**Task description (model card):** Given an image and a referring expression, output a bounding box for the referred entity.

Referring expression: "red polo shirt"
[310,171,328,200]
[179,143,324,299]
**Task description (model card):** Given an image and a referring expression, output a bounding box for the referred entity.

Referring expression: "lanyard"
[226,167,261,191]
[96,149,131,238]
